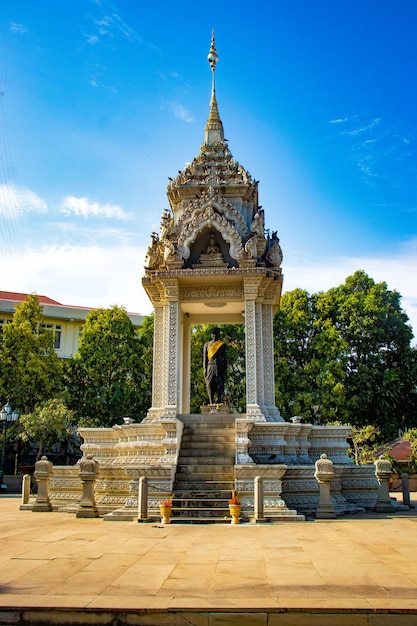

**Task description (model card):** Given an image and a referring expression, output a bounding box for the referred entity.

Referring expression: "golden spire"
[205,30,224,145]
[207,30,218,92]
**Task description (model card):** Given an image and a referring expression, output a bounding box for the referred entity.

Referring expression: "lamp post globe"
[0,402,19,489]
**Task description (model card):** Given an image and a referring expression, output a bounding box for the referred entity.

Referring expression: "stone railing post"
[402,472,411,507]
[76,454,99,518]
[32,456,53,512]
[314,453,336,519]
[21,474,31,504]
[374,457,395,512]
[137,476,149,522]
[254,476,264,522]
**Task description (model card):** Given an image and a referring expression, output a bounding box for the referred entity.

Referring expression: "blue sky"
[0,0,416,339]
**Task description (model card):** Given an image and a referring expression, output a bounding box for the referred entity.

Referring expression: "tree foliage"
[65,307,152,426]
[0,294,63,414]
[275,271,417,441]
[19,398,75,461]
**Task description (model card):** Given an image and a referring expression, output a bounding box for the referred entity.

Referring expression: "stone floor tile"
[269,585,331,599]
[208,582,271,598]
[367,598,417,610]
[108,563,177,595]
[4,557,91,594]
[47,565,132,596]
[82,553,139,571]
[320,578,389,598]
[87,595,173,609]
[276,598,372,609]
[0,593,96,607]
[0,557,51,584]
[157,579,216,596]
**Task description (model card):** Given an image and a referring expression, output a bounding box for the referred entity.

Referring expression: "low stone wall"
[236,419,379,516]
[48,417,183,519]
[45,416,380,520]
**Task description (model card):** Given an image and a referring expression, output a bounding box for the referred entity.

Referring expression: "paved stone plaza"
[1,495,417,625]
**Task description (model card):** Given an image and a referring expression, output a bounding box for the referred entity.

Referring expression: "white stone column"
[244,278,265,420]
[153,305,165,409]
[255,301,264,406]
[181,317,191,414]
[261,302,282,420]
[146,304,165,420]
[158,278,180,416]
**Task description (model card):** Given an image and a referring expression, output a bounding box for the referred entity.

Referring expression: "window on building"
[0,318,11,333]
[41,323,62,349]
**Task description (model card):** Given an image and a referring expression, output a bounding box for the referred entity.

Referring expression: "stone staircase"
[172,413,236,523]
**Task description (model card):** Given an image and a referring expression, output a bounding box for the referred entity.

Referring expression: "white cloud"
[1,243,153,315]
[343,117,382,137]
[10,22,27,34]
[166,101,194,123]
[0,185,47,217]
[85,3,159,51]
[60,196,129,220]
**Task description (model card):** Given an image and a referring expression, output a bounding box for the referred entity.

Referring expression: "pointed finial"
[207,30,218,74]
[205,30,224,145]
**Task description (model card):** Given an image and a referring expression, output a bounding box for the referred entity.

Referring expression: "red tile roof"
[0,291,62,305]
[376,438,412,462]
[0,291,143,317]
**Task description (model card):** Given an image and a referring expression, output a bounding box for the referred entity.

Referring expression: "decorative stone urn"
[76,454,99,518]
[374,457,395,513]
[229,496,241,524]
[160,500,173,524]
[32,455,53,513]
[314,453,336,519]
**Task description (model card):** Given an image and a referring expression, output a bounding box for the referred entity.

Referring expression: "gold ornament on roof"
[207,30,218,72]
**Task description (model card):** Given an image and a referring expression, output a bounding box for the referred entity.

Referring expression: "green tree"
[65,306,151,426]
[0,294,63,414]
[19,398,74,461]
[320,271,417,439]
[190,324,245,413]
[131,312,154,414]
[350,425,381,465]
[274,272,417,440]
[274,288,348,423]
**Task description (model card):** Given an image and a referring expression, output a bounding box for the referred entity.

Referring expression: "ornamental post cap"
[207,30,218,72]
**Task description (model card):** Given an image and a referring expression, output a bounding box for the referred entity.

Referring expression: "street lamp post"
[0,402,19,489]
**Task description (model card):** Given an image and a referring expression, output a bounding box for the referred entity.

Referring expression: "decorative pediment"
[177,205,246,263]
[178,187,249,238]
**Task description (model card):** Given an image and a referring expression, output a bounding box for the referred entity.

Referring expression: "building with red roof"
[0,291,143,358]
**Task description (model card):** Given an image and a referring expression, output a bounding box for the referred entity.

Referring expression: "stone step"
[179,442,235,452]
[182,428,236,437]
[182,421,235,427]
[178,450,235,465]
[181,433,235,441]
[171,508,231,519]
[177,413,237,424]
[170,493,234,521]
[173,500,231,510]
[173,481,233,492]
[176,463,234,473]
[174,490,231,499]
[172,413,238,522]
[170,515,231,524]
[174,473,234,483]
